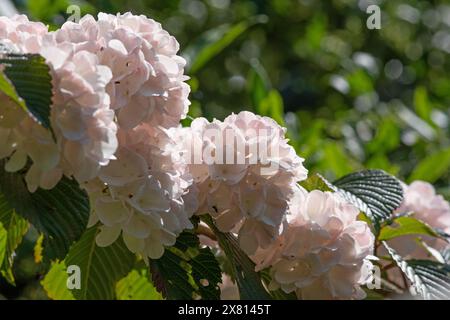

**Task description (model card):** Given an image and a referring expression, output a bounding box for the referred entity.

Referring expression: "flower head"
[179,111,308,254]
[252,189,375,300]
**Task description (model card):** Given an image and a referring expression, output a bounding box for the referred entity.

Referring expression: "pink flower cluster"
[252,189,375,299]
[0,15,63,191]
[5,15,439,300]
[178,111,308,254]
[0,14,194,259]
[52,13,195,259]
[0,15,117,190]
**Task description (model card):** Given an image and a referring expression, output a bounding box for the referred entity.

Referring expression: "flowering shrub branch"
[0,13,449,300]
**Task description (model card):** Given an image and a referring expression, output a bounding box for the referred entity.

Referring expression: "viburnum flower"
[0,15,118,190]
[398,181,450,236]
[0,15,62,191]
[54,12,190,129]
[178,111,308,255]
[85,124,198,259]
[0,14,48,53]
[252,189,375,300]
[49,12,196,259]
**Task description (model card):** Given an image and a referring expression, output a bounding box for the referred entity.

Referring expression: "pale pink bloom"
[0,15,118,190]
[86,125,197,259]
[178,111,308,255]
[54,12,190,130]
[0,14,47,54]
[252,190,375,300]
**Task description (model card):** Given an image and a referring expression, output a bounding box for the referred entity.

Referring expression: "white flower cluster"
[0,15,378,298]
[0,13,194,259]
[0,15,117,190]
[178,111,308,254]
[252,189,375,300]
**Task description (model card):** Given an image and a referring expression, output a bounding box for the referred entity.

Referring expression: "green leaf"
[409,147,450,183]
[44,227,136,300]
[0,52,53,129]
[0,164,90,260]
[325,169,404,230]
[383,242,450,300]
[299,173,333,192]
[116,269,162,300]
[379,216,440,241]
[41,261,75,300]
[0,193,29,285]
[0,224,6,270]
[202,215,271,300]
[151,230,222,300]
[65,227,136,300]
[184,15,267,74]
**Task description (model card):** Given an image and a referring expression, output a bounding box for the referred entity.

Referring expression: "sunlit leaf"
[379,216,440,241]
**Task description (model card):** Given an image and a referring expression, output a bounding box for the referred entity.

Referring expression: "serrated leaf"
[0,53,52,129]
[34,233,44,264]
[0,193,29,285]
[116,269,162,300]
[41,261,75,300]
[43,227,136,300]
[184,16,267,74]
[325,170,404,229]
[379,216,440,241]
[0,163,89,260]
[151,230,221,300]
[383,241,450,300]
[407,260,450,300]
[65,227,136,300]
[202,215,271,300]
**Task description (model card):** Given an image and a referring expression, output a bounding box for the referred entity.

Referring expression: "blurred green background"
[0,0,449,299]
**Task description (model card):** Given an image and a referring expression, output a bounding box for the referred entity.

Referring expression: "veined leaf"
[383,242,450,300]
[0,52,52,129]
[0,164,89,260]
[379,216,440,241]
[44,227,136,300]
[184,15,267,74]
[151,230,221,300]
[65,227,136,300]
[0,193,29,284]
[116,269,162,300]
[324,169,404,230]
[202,215,271,300]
